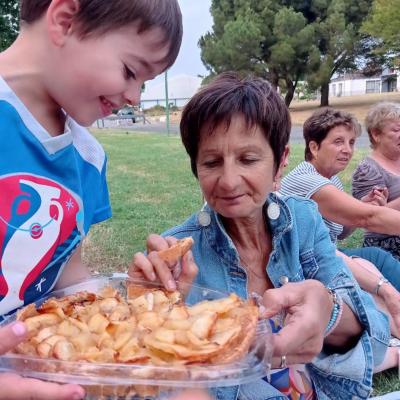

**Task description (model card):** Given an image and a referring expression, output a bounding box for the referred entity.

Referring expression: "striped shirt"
[280,161,344,243]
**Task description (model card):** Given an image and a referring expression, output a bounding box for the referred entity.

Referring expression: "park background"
[2,0,400,396]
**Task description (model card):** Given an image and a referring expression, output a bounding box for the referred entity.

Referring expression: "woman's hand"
[361,186,388,206]
[128,234,198,292]
[376,282,400,337]
[261,280,332,367]
[0,322,85,400]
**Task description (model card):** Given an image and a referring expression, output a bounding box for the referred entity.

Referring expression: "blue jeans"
[340,246,400,291]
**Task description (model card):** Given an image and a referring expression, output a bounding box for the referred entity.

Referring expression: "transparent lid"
[0,275,273,393]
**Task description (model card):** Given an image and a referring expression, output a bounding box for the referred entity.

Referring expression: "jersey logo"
[0,174,83,314]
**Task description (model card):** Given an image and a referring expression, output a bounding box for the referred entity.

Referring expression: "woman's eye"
[241,158,258,164]
[203,160,220,168]
[124,65,136,80]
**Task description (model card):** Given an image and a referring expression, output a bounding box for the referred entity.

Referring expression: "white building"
[329,69,400,97]
[140,74,202,109]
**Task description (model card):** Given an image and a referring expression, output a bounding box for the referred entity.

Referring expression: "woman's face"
[374,119,400,156]
[310,125,356,178]
[196,115,281,220]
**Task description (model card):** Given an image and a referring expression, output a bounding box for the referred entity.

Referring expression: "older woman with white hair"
[352,102,400,260]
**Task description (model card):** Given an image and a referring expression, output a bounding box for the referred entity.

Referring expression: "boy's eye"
[124,65,136,80]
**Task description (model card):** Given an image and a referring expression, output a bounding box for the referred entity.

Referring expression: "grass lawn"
[84,129,398,396]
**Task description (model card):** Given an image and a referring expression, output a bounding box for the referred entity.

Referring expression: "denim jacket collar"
[203,192,293,268]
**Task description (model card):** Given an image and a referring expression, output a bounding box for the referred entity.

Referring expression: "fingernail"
[167,279,176,290]
[150,272,156,281]
[11,321,27,337]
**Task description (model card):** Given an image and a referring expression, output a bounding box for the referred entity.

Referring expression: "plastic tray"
[0,275,273,399]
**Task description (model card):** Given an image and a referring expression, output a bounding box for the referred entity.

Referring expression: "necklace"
[239,257,267,280]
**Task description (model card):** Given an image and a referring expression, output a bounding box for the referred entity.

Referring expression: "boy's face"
[45,24,170,126]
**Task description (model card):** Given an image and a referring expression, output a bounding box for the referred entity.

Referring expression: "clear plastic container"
[0,275,273,399]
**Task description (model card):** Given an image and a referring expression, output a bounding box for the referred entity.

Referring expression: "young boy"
[0,0,182,398]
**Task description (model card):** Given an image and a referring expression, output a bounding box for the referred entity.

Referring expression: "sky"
[148,0,213,87]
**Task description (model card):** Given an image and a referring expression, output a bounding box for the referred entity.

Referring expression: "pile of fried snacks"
[13,284,259,366]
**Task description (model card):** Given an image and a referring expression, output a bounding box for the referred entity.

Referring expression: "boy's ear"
[46,0,80,46]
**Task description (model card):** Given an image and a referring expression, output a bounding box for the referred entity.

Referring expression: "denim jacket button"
[279,276,289,286]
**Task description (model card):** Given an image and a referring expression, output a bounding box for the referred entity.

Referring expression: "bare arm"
[54,246,91,290]
[312,184,400,235]
[386,196,400,211]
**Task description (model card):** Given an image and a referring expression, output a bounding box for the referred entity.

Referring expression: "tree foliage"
[0,0,19,51]
[362,0,400,55]
[200,0,319,105]
[200,0,374,106]
[304,0,373,105]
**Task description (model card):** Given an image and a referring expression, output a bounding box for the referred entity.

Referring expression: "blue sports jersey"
[0,76,112,317]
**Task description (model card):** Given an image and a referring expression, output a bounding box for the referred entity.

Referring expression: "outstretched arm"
[312,184,400,235]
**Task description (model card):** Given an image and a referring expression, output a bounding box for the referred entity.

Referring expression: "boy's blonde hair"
[19,0,182,69]
[365,102,400,148]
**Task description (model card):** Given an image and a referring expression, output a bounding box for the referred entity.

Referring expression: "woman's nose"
[343,142,353,154]
[218,165,239,189]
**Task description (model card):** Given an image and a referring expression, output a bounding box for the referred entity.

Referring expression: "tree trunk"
[320,81,330,107]
[284,79,295,107]
[268,70,279,90]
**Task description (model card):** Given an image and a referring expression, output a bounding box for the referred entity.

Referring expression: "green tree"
[200,0,319,106]
[362,0,400,55]
[200,0,373,107]
[0,0,19,51]
[290,0,373,106]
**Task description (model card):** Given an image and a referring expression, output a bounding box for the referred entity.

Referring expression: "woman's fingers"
[148,251,176,291]
[177,251,198,295]
[129,252,157,281]
[262,281,330,364]
[146,234,174,253]
[272,317,324,362]
[0,373,85,400]
[180,251,198,284]
[129,235,194,292]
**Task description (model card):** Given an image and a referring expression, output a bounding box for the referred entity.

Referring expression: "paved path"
[94,120,370,148]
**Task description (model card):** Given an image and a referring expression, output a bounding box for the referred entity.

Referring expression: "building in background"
[329,69,400,97]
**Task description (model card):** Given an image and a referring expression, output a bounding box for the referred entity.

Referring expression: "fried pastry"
[14,283,258,367]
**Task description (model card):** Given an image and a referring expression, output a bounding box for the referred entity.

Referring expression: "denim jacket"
[163,194,389,400]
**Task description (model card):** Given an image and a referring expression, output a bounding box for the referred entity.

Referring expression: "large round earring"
[198,210,211,226]
[267,202,280,220]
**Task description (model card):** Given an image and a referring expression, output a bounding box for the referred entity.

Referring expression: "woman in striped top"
[281,107,400,350]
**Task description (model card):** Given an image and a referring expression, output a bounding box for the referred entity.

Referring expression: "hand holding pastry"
[129,234,198,292]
